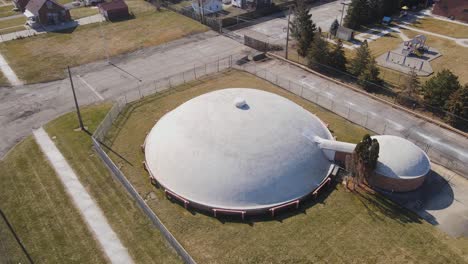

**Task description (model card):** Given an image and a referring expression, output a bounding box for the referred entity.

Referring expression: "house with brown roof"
[98,0,129,21]
[433,0,468,22]
[13,0,30,12]
[24,0,71,26]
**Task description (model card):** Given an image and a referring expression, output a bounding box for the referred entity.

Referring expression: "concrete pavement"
[33,127,133,264]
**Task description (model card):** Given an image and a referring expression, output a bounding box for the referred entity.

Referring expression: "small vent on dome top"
[234,98,247,109]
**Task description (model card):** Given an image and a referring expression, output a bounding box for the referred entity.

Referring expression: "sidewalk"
[33,127,133,264]
[0,14,104,43]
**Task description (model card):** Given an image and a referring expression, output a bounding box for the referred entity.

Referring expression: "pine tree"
[382,0,400,16]
[397,67,420,106]
[306,34,330,69]
[358,57,380,91]
[290,0,316,56]
[344,0,370,29]
[330,18,339,37]
[445,84,468,130]
[329,39,347,72]
[423,69,461,108]
[349,40,370,76]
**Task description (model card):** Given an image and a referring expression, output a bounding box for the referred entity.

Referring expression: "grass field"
[70,6,100,19]
[103,70,468,263]
[402,29,468,85]
[0,7,207,83]
[412,17,468,39]
[44,104,181,263]
[0,16,25,34]
[0,5,18,18]
[0,70,9,86]
[0,137,107,263]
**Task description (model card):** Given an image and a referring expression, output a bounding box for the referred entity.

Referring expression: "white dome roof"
[372,135,430,179]
[145,88,334,210]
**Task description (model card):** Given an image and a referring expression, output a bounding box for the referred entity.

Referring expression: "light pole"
[285,5,293,59]
[339,1,349,25]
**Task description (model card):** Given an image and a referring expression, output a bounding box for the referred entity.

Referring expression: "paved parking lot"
[235,0,348,42]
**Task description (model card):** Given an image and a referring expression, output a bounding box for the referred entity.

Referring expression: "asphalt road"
[0,31,252,158]
[235,0,347,44]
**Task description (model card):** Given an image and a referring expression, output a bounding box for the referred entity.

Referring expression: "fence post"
[347,106,350,119]
[169,77,172,88]
[183,71,186,83]
[383,121,388,134]
[137,83,142,99]
[364,113,368,127]
[288,80,291,91]
[204,63,207,75]
[217,57,219,72]
[194,65,197,79]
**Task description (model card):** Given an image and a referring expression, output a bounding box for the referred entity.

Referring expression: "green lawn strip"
[411,17,468,39]
[0,15,25,34]
[70,7,99,19]
[44,104,181,264]
[0,9,207,84]
[0,137,107,263]
[104,69,468,263]
[0,5,18,18]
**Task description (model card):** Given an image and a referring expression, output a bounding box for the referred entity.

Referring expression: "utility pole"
[68,66,84,130]
[340,1,349,25]
[99,20,110,63]
[285,5,293,60]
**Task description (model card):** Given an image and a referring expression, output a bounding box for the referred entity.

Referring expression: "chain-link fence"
[233,62,468,178]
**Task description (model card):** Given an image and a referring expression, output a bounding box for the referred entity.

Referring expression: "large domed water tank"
[144,88,335,211]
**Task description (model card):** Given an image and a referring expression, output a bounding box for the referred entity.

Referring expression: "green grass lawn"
[44,104,181,264]
[411,17,468,39]
[0,137,107,263]
[101,70,468,263]
[0,16,25,34]
[0,5,19,18]
[0,8,207,84]
[70,6,99,19]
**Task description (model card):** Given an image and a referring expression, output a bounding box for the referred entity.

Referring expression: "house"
[98,0,130,21]
[13,0,30,12]
[433,0,468,22]
[191,0,222,15]
[24,0,71,26]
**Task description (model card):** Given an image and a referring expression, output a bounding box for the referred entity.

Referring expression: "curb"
[266,52,468,139]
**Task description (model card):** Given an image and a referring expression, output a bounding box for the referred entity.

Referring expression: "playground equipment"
[402,34,428,57]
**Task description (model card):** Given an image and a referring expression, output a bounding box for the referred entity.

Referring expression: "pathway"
[0,14,104,43]
[0,13,23,22]
[33,127,134,264]
[0,52,21,85]
[395,22,468,48]
[420,8,468,27]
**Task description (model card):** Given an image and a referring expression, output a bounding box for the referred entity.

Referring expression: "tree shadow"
[372,169,456,226]
[0,208,34,264]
